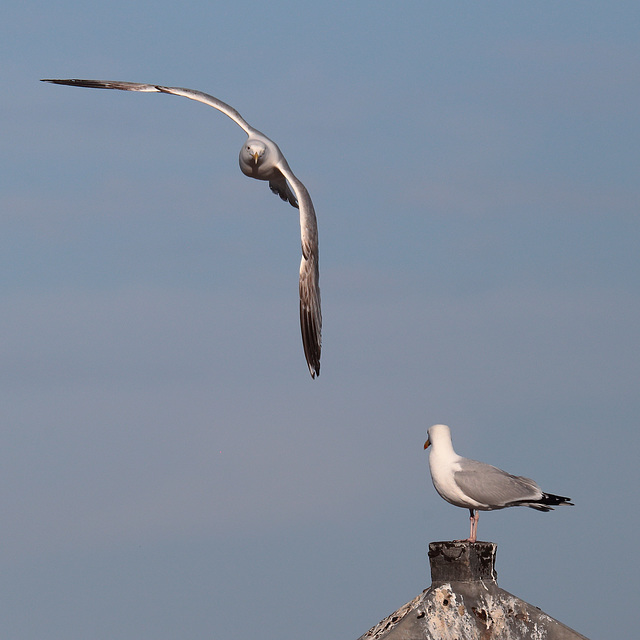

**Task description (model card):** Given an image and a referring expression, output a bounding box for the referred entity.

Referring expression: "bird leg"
[468,509,479,543]
[454,509,479,543]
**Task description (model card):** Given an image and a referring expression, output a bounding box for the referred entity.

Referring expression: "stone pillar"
[428,541,497,584]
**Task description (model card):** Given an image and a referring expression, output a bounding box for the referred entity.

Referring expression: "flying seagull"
[41,78,322,378]
[424,424,573,542]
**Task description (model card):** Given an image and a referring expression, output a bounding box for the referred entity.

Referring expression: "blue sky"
[1,2,639,638]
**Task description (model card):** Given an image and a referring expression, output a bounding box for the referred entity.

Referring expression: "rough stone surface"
[356,541,590,640]
[428,541,497,584]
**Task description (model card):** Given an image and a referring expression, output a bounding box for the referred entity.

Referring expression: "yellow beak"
[252,152,260,164]
[424,438,431,450]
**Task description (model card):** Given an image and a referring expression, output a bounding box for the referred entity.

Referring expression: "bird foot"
[453,538,477,543]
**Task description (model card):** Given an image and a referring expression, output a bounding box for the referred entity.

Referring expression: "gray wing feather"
[454,459,543,509]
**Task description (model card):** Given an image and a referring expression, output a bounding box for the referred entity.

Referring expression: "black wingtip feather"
[525,493,574,512]
[511,492,573,511]
[541,492,574,507]
[41,79,107,88]
[300,303,321,379]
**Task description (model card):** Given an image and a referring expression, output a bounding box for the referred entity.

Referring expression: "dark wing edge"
[511,490,574,512]
[299,249,321,378]
[41,79,156,91]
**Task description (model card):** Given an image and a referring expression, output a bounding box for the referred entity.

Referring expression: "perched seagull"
[41,78,322,378]
[424,424,573,542]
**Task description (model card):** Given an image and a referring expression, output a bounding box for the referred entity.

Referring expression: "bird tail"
[526,492,574,512]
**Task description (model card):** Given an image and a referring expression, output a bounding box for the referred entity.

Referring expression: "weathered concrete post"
[357,541,589,640]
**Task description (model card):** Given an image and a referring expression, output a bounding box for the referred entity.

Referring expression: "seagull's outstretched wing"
[41,79,255,135]
[277,162,322,378]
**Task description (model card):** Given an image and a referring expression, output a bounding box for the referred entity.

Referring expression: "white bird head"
[243,140,267,165]
[424,424,452,450]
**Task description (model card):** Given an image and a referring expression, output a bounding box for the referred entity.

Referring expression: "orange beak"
[423,438,431,450]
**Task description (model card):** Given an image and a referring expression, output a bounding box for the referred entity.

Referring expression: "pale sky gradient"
[1,2,639,638]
